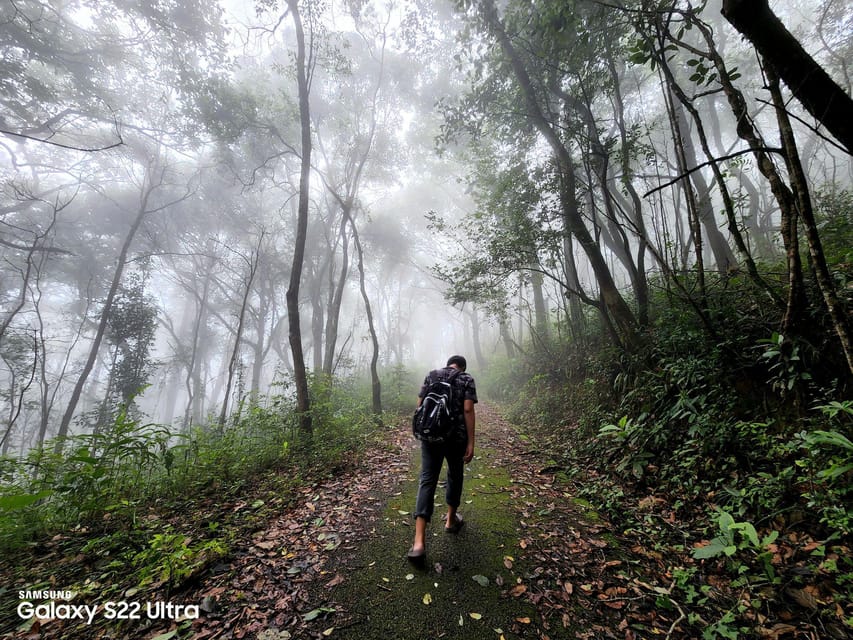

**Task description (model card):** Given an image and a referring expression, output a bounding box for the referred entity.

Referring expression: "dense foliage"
[485,201,853,637]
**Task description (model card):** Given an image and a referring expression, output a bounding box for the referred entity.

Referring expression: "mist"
[1,0,851,455]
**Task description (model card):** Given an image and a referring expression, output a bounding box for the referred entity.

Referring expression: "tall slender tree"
[285,0,315,439]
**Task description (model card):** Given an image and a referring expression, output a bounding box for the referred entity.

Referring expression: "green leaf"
[692,540,726,559]
[0,490,51,510]
[303,607,335,621]
[472,574,489,586]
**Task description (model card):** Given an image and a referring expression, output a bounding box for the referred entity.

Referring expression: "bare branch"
[642,147,784,198]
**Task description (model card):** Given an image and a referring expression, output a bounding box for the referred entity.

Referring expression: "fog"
[1,0,851,455]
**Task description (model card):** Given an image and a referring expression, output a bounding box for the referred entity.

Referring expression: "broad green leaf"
[0,490,51,510]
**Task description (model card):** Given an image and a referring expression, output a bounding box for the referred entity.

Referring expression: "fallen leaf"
[785,587,818,610]
[757,624,798,639]
[515,617,531,624]
[472,574,489,586]
[325,574,344,588]
[423,593,432,605]
[470,612,482,620]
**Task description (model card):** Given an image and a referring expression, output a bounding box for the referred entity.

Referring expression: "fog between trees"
[1,0,851,455]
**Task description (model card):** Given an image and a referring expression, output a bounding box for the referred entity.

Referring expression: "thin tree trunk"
[714,45,808,336]
[667,91,708,312]
[469,306,486,370]
[766,63,853,373]
[607,51,651,326]
[683,16,785,305]
[530,269,548,343]
[285,0,313,439]
[323,216,349,376]
[250,285,269,399]
[219,235,263,429]
[349,215,381,416]
[55,174,157,453]
[183,263,212,430]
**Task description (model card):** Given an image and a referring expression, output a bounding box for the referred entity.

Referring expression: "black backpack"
[412,368,461,443]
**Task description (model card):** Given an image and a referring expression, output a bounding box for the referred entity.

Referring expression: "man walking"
[408,355,477,563]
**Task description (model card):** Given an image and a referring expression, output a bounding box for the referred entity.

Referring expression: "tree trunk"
[499,317,515,358]
[310,283,324,373]
[349,216,381,416]
[667,88,708,311]
[250,283,269,399]
[286,0,313,440]
[607,50,651,326]
[323,215,350,376]
[670,100,738,273]
[766,63,853,373]
[183,263,212,430]
[722,0,853,155]
[469,306,486,370]
[219,236,263,429]
[477,0,638,346]
[714,44,809,336]
[55,177,155,453]
[530,269,548,343]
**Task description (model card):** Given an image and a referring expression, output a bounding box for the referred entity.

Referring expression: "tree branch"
[642,147,784,198]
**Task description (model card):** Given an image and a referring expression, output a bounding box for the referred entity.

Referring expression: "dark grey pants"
[414,439,467,522]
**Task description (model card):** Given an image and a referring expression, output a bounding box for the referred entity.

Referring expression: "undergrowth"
[0,371,390,634]
[488,252,853,637]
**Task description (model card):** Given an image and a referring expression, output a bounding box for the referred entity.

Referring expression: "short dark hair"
[446,355,467,371]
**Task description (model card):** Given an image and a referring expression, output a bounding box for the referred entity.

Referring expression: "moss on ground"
[312,432,542,639]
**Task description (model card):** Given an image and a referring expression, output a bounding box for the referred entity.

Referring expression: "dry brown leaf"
[757,623,798,639]
[325,574,344,588]
[785,587,818,610]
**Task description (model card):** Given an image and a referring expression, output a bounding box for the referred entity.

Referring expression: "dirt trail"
[309,405,543,639]
[181,405,622,640]
[2,406,632,640]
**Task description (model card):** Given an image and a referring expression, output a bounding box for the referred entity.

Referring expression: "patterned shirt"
[418,366,478,442]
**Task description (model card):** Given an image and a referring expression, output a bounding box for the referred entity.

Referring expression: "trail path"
[2,406,642,640]
[185,405,631,640]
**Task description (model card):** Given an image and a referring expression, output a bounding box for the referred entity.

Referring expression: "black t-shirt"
[418,366,478,441]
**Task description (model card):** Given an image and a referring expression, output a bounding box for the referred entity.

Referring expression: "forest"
[0,0,851,638]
